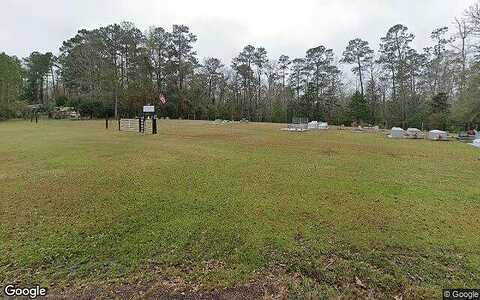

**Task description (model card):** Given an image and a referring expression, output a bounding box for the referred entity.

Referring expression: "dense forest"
[1,2,480,130]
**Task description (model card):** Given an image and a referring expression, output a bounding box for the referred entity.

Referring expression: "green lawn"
[1,119,479,299]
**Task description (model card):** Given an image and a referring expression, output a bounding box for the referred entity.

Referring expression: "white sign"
[143,105,155,113]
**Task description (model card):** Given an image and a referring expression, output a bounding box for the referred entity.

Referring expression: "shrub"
[0,101,28,120]
[55,96,69,107]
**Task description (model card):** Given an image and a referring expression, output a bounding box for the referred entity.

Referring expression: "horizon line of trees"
[1,2,480,130]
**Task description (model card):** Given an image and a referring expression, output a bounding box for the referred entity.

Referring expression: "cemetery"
[1,118,479,298]
[2,0,480,297]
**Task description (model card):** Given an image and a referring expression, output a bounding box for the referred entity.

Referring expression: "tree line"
[1,2,480,129]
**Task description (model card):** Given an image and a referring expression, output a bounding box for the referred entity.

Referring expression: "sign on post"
[143,106,155,113]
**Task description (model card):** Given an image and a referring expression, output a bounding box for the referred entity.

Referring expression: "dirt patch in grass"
[47,272,289,300]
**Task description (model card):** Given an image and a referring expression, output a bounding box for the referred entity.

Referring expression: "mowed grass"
[1,119,479,298]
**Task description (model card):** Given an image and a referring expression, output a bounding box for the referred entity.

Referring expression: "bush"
[55,96,69,107]
[66,98,81,110]
[427,93,450,130]
[427,112,450,131]
[78,100,111,119]
[349,91,370,123]
[0,101,28,120]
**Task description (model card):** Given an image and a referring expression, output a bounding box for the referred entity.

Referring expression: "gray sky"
[1,0,476,64]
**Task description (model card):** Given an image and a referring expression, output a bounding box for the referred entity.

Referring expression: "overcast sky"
[1,0,476,64]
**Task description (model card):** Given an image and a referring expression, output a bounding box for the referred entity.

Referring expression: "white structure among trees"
[471,139,480,148]
[406,128,424,139]
[389,127,406,139]
[428,130,448,141]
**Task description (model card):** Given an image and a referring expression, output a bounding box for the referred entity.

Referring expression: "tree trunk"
[357,56,364,97]
[114,83,118,119]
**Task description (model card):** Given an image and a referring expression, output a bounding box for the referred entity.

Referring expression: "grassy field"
[1,119,479,299]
